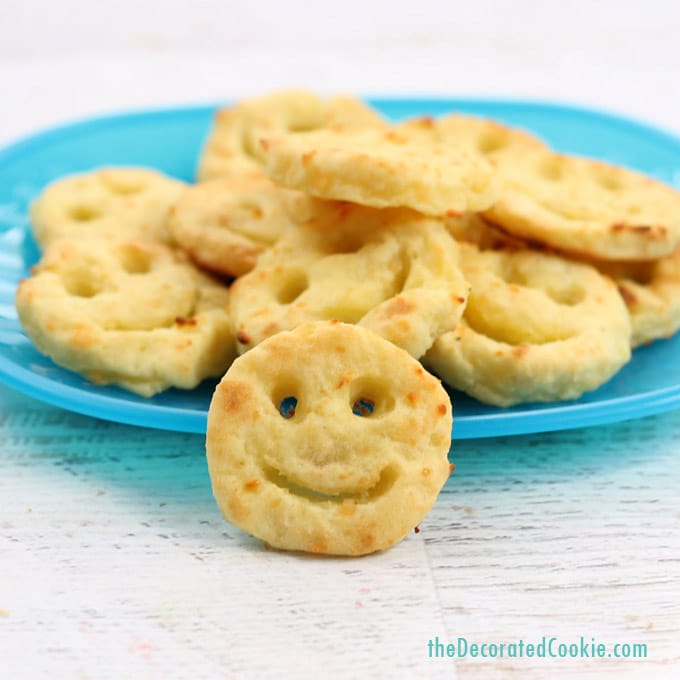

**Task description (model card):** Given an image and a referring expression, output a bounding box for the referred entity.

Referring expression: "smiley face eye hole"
[275,270,308,305]
[271,376,303,419]
[352,398,375,417]
[118,245,153,274]
[101,176,146,195]
[278,396,298,419]
[68,204,101,222]
[61,268,104,298]
[348,377,395,418]
[477,133,508,154]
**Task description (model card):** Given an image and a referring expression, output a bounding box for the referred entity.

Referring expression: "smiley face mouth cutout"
[261,463,399,504]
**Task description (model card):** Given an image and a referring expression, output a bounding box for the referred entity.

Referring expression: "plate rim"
[2,95,680,167]
[3,347,680,438]
[2,96,680,438]
[0,351,209,431]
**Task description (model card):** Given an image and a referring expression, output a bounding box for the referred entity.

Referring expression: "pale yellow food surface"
[448,213,680,349]
[197,90,385,182]
[20,91,680,416]
[482,147,680,261]
[30,167,186,249]
[15,238,236,396]
[596,248,680,347]
[229,197,469,359]
[206,320,453,556]
[168,175,296,277]
[260,124,498,216]
[444,211,526,250]
[423,243,632,406]
[401,112,549,157]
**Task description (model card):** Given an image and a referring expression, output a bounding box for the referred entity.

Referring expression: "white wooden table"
[2,384,679,678]
[1,2,680,677]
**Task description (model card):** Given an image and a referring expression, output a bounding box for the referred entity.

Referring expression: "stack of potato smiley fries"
[15,90,680,554]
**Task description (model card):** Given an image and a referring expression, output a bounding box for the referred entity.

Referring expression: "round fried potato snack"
[423,243,632,406]
[206,320,453,556]
[229,198,470,359]
[15,238,236,397]
[168,175,295,277]
[30,168,186,249]
[447,213,680,349]
[481,147,680,261]
[197,90,385,182]
[596,248,680,347]
[401,112,549,158]
[259,124,498,216]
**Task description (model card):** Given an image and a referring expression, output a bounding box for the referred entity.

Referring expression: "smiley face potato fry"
[168,175,295,277]
[30,168,186,249]
[229,198,469,359]
[423,243,632,406]
[206,321,453,556]
[197,90,386,182]
[15,238,236,397]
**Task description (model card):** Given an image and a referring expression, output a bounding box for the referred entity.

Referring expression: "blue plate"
[1,99,680,439]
